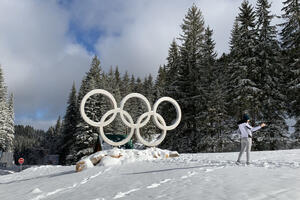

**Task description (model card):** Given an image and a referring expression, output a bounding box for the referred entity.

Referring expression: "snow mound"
[76,148,179,172]
[31,188,42,194]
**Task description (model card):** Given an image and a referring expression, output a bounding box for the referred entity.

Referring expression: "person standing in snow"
[236,114,266,165]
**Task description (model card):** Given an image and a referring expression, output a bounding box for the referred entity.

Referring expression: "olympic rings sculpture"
[80,89,181,147]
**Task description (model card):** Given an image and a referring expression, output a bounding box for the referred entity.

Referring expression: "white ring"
[119,93,152,128]
[99,108,135,146]
[153,97,181,131]
[135,112,167,147]
[80,89,117,127]
[80,89,182,147]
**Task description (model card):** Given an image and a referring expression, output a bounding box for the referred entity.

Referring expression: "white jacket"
[238,122,261,138]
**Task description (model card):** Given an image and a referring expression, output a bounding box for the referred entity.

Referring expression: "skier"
[236,114,266,165]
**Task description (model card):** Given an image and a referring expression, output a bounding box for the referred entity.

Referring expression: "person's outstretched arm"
[246,123,266,132]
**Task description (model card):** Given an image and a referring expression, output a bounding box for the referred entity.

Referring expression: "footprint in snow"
[147,183,160,189]
[205,169,214,172]
[31,188,42,194]
[113,188,140,199]
[81,167,112,185]
[181,171,197,179]
[147,179,172,189]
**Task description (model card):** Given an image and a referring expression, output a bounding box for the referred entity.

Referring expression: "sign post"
[18,158,24,171]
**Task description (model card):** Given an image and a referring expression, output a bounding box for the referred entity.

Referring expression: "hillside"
[1,149,300,200]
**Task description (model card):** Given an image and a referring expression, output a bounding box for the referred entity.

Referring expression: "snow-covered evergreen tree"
[165,40,180,87]
[199,26,228,138]
[161,5,206,152]
[134,77,145,120]
[202,27,217,68]
[155,65,167,99]
[120,71,131,97]
[195,26,218,134]
[226,0,260,119]
[5,94,15,152]
[176,4,205,130]
[70,56,104,162]
[0,66,14,152]
[254,0,289,150]
[0,66,7,151]
[163,41,181,129]
[229,18,241,58]
[103,66,124,135]
[279,0,300,140]
[140,74,158,141]
[60,82,78,165]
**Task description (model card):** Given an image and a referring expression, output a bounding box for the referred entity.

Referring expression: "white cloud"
[0,0,92,129]
[71,0,284,77]
[0,0,285,130]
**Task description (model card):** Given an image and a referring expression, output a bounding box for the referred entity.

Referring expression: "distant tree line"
[13,118,63,165]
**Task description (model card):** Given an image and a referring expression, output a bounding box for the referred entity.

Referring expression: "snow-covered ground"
[1,149,300,200]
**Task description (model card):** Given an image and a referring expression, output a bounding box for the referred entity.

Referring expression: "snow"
[1,149,300,200]
[81,148,179,169]
[285,116,297,135]
[100,156,121,167]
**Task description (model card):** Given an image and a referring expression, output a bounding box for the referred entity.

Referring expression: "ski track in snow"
[30,167,111,200]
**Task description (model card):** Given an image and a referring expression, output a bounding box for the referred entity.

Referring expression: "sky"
[0,0,284,130]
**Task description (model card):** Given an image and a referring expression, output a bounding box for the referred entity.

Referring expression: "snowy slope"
[1,149,300,200]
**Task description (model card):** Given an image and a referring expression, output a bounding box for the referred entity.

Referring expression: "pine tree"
[155,65,167,99]
[280,0,300,53]
[60,82,78,165]
[179,4,206,131]
[165,40,180,87]
[0,67,7,151]
[125,74,137,117]
[226,0,260,119]
[0,66,14,152]
[202,26,217,67]
[120,71,130,96]
[164,40,181,104]
[160,5,207,152]
[5,94,15,152]
[55,116,62,135]
[229,18,241,58]
[70,56,104,163]
[162,41,181,129]
[140,74,158,141]
[103,66,124,135]
[133,77,146,124]
[51,116,62,154]
[280,0,300,134]
[44,126,55,153]
[198,26,225,138]
[114,66,121,89]
[254,0,289,150]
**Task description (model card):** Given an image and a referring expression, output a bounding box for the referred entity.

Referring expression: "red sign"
[18,158,24,165]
